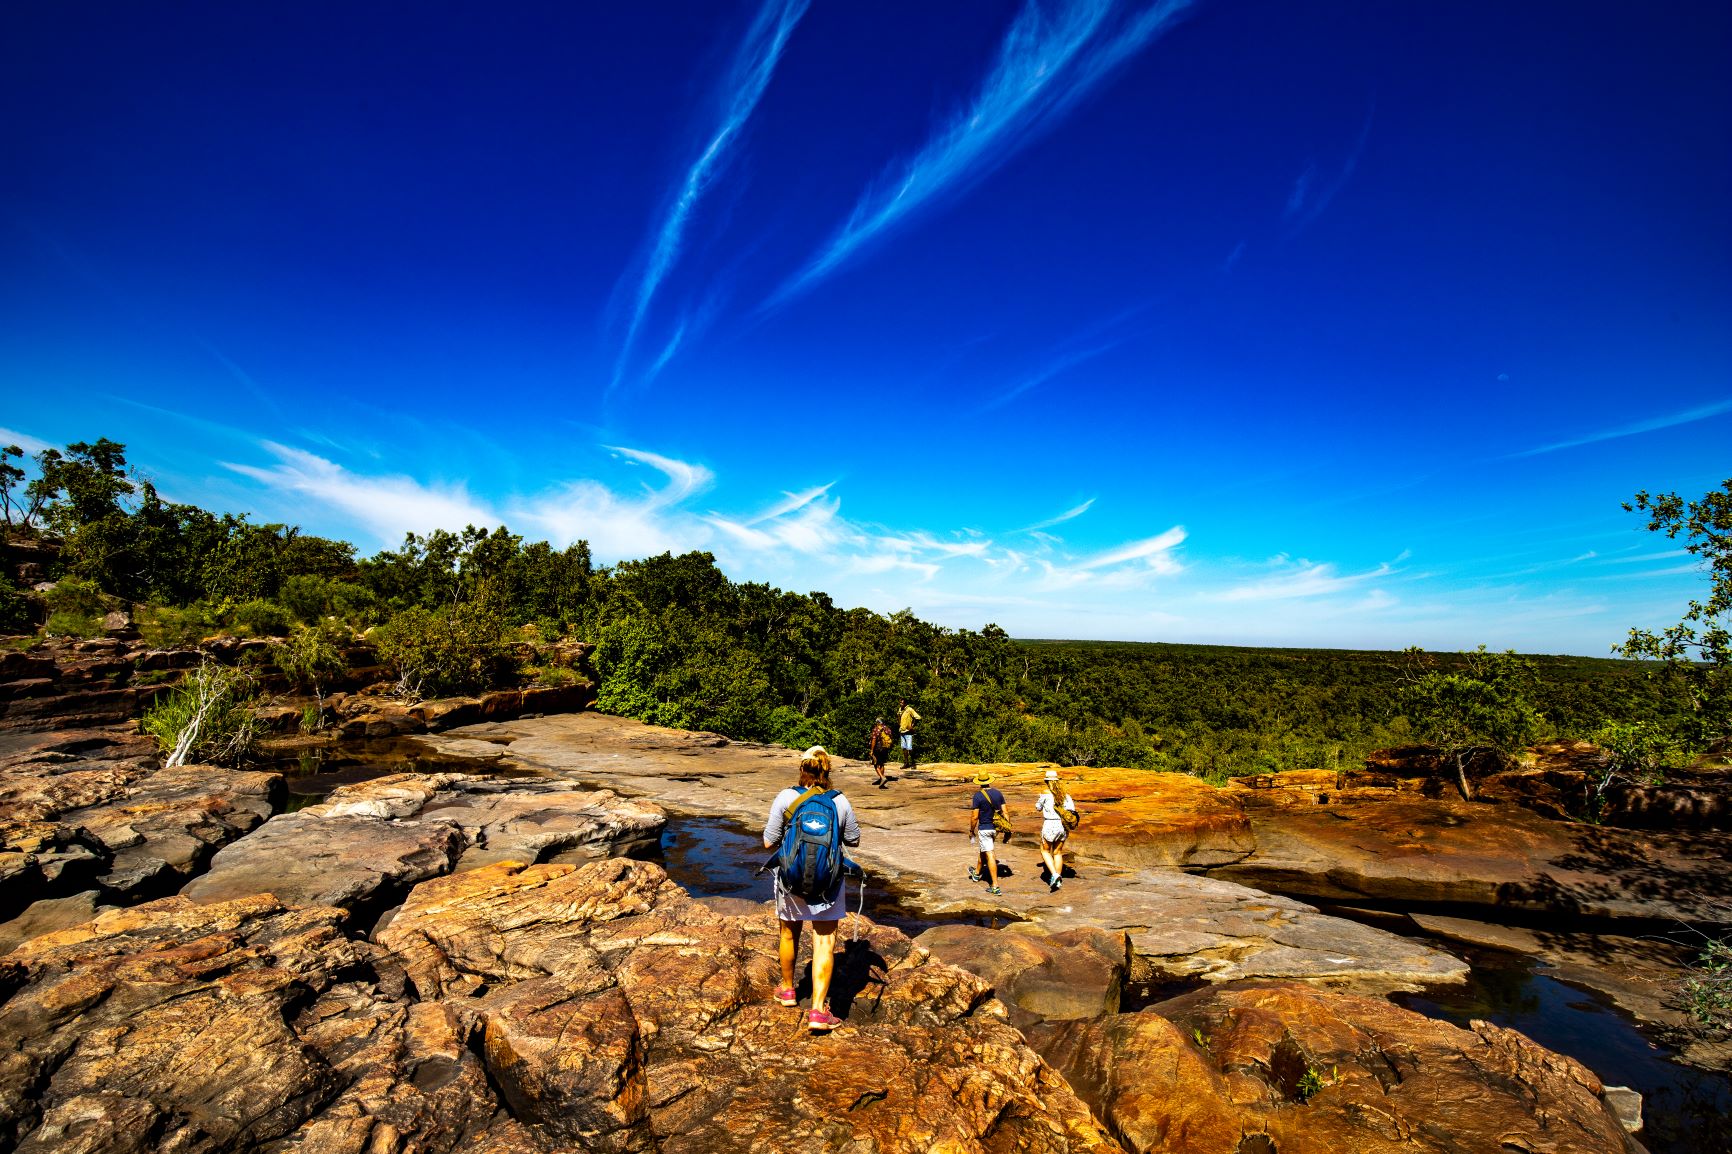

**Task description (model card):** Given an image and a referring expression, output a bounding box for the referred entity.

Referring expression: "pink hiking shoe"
[808,1007,842,1032]
[773,986,797,1007]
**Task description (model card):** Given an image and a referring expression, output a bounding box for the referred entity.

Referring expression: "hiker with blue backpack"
[761,745,861,1033]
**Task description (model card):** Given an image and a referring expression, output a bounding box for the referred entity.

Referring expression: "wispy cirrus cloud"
[224,443,496,543]
[1019,498,1095,532]
[0,425,53,455]
[1284,100,1375,234]
[771,0,1192,305]
[612,0,809,390]
[1508,398,1732,458]
[982,341,1121,412]
[981,297,1157,411]
[1217,556,1396,602]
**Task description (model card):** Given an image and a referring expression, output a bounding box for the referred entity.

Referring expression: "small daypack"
[1059,799,1080,830]
[979,789,1013,842]
[776,787,848,900]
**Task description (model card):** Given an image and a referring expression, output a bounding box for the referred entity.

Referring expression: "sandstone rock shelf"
[421,713,1471,997]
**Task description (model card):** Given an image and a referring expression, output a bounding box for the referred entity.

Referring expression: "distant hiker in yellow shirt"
[896,698,921,770]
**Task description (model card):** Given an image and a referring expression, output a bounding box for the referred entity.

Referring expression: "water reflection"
[655,814,1021,935]
[268,739,535,810]
[1395,945,1731,1154]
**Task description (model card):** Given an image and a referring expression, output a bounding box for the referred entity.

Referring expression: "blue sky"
[2,1,1727,654]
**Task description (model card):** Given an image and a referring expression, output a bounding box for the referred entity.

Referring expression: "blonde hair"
[799,746,833,788]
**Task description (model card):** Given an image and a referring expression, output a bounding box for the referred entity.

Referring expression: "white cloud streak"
[982,341,1120,411]
[612,0,809,389]
[1509,398,1732,458]
[1019,498,1095,532]
[771,0,1191,304]
[0,426,53,455]
[1217,559,1395,602]
[224,443,496,543]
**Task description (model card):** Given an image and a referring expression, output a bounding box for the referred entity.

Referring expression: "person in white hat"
[1033,768,1077,891]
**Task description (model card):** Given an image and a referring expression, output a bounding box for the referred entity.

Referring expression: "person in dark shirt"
[967,772,1006,895]
[867,718,893,787]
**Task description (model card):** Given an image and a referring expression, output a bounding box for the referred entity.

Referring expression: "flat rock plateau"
[2,667,1714,1152]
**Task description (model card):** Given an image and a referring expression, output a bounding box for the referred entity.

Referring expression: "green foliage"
[45,610,103,638]
[1684,935,1732,1033]
[141,662,257,767]
[279,573,376,625]
[274,620,350,693]
[0,571,31,633]
[135,603,215,649]
[225,598,293,637]
[1619,479,1732,748]
[42,577,106,619]
[13,434,1705,777]
[1399,646,1543,798]
[1295,1067,1326,1103]
[373,603,511,697]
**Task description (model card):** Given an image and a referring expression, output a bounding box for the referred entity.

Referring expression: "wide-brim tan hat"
[973,772,993,786]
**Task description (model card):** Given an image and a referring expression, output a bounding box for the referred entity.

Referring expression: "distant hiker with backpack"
[1034,768,1078,892]
[897,699,921,770]
[761,746,861,1032]
[867,717,893,787]
[967,772,1008,895]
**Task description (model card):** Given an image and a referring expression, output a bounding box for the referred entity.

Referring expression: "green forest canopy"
[0,438,1703,775]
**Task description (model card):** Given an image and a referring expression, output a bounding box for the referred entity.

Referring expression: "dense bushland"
[0,438,1708,775]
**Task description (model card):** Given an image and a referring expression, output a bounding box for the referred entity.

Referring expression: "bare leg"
[1054,840,1066,878]
[778,920,799,991]
[984,844,1000,885]
[1039,840,1058,881]
[810,919,840,1010]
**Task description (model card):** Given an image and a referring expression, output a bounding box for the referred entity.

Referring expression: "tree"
[1399,646,1543,800]
[0,445,27,534]
[1619,479,1732,748]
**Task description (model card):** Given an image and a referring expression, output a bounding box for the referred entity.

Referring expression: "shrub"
[45,610,103,638]
[274,621,350,693]
[372,602,511,697]
[227,598,293,637]
[42,577,106,619]
[0,572,30,633]
[1684,935,1732,1033]
[280,574,377,626]
[525,664,578,688]
[765,706,836,752]
[136,603,215,649]
[141,661,257,766]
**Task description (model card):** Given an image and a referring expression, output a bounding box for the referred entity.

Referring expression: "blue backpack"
[775,787,853,901]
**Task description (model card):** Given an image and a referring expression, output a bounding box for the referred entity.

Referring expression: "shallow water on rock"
[266,739,540,811]
[656,814,1023,936]
[1391,945,1731,1154]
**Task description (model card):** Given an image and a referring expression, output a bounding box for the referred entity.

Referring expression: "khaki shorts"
[975,829,997,853]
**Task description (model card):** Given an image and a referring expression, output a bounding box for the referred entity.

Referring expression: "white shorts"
[900,733,914,751]
[976,829,996,853]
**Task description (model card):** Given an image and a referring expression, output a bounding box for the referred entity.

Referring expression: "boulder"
[915,923,1127,1028]
[1035,981,1639,1154]
[68,764,280,898]
[180,773,666,916]
[1211,774,1732,922]
[0,894,369,1152]
[0,890,107,956]
[180,809,465,913]
[379,858,1124,1154]
[1031,868,1468,994]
